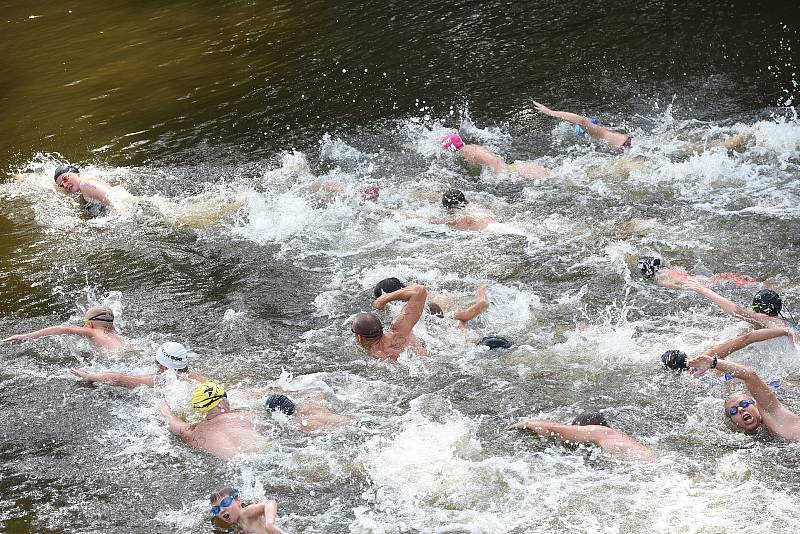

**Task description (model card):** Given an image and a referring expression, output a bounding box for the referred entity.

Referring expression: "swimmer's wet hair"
[571,410,611,428]
[209,486,235,503]
[442,189,467,209]
[373,277,406,299]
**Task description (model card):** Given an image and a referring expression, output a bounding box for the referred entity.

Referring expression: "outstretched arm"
[533,100,629,148]
[688,355,779,412]
[452,285,490,326]
[507,419,601,446]
[4,325,93,344]
[683,279,777,328]
[702,328,789,361]
[70,369,156,388]
[158,402,193,440]
[384,284,428,336]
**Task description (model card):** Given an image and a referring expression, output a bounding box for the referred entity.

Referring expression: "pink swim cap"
[441,133,464,152]
[359,185,379,201]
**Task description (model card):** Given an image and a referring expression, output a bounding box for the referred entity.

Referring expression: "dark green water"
[1,1,800,533]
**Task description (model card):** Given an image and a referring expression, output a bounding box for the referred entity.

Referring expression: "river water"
[1,1,800,533]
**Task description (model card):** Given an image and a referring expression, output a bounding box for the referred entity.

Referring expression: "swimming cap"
[571,410,610,427]
[192,382,227,412]
[352,312,384,339]
[442,189,467,209]
[155,341,189,370]
[427,302,444,318]
[752,289,782,316]
[574,118,600,138]
[359,185,380,201]
[441,133,464,152]
[661,350,688,371]
[265,394,296,416]
[480,335,512,350]
[84,305,114,324]
[637,256,662,278]
[53,164,79,182]
[373,277,406,298]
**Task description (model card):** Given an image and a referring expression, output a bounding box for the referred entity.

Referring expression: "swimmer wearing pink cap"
[440,132,550,180]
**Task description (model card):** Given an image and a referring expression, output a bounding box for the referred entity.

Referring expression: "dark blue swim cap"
[53,164,79,181]
[265,394,295,416]
[661,350,688,371]
[442,189,467,209]
[752,289,782,316]
[571,410,610,427]
[480,335,512,350]
[373,277,406,299]
[637,257,662,278]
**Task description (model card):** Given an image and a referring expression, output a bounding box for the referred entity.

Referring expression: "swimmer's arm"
[532,101,627,146]
[187,370,208,383]
[507,420,599,446]
[263,500,286,534]
[683,280,768,327]
[158,401,193,440]
[452,284,490,327]
[703,328,790,361]
[388,284,428,335]
[69,369,156,388]
[460,145,506,174]
[4,325,93,344]
[373,284,423,310]
[688,356,779,412]
[79,179,115,208]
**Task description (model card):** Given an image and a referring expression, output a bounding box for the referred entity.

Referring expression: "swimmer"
[209,487,286,534]
[69,341,207,388]
[373,277,406,298]
[264,394,352,432]
[308,179,380,205]
[352,283,428,361]
[401,189,494,231]
[52,164,119,215]
[427,284,513,349]
[688,353,800,441]
[441,133,550,179]
[158,381,268,458]
[637,256,759,290]
[4,305,123,350]
[508,410,656,462]
[533,101,633,151]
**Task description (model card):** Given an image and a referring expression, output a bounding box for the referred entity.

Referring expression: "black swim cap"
[480,335,512,350]
[661,350,688,371]
[752,289,782,316]
[427,302,444,318]
[571,410,610,428]
[373,277,406,299]
[442,189,467,209]
[53,165,79,181]
[265,394,295,416]
[637,257,662,278]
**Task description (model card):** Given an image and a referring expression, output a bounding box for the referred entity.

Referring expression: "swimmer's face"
[211,493,242,524]
[56,173,80,193]
[724,394,761,432]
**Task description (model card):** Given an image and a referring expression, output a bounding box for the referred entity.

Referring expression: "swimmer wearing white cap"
[69,341,207,388]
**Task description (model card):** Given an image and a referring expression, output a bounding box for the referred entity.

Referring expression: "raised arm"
[702,328,789,361]
[4,325,92,344]
[386,284,428,336]
[683,279,776,328]
[533,100,629,148]
[158,402,193,440]
[688,355,779,412]
[452,284,490,326]
[263,500,286,534]
[70,369,157,388]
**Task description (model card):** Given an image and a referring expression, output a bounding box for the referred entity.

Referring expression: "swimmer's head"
[83,306,115,330]
[192,381,227,413]
[637,257,662,278]
[209,486,241,525]
[53,164,79,182]
[571,410,611,428]
[427,302,444,318]
[359,185,380,202]
[373,277,406,298]
[723,393,761,433]
[154,341,189,371]
[479,335,513,350]
[751,289,782,316]
[441,133,465,152]
[442,189,467,209]
[265,394,296,416]
[661,350,688,371]
[351,312,384,342]
[54,165,81,193]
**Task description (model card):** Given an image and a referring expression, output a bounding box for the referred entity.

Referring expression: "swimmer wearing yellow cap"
[158,381,268,459]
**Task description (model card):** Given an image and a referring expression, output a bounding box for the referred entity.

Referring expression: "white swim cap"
[154,341,189,370]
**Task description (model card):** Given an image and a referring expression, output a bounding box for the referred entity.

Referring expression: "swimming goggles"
[727,399,755,417]
[210,489,238,515]
[84,313,114,324]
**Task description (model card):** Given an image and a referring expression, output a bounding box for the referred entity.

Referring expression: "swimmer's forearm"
[706,329,789,360]
[95,372,156,388]
[452,299,489,323]
[17,325,83,339]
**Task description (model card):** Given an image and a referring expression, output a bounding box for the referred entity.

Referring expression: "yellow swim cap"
[192,382,227,412]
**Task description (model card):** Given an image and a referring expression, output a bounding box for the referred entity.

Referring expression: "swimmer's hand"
[532,101,555,117]
[687,354,713,376]
[3,334,30,344]
[69,369,98,383]
[157,401,173,417]
[507,421,535,431]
